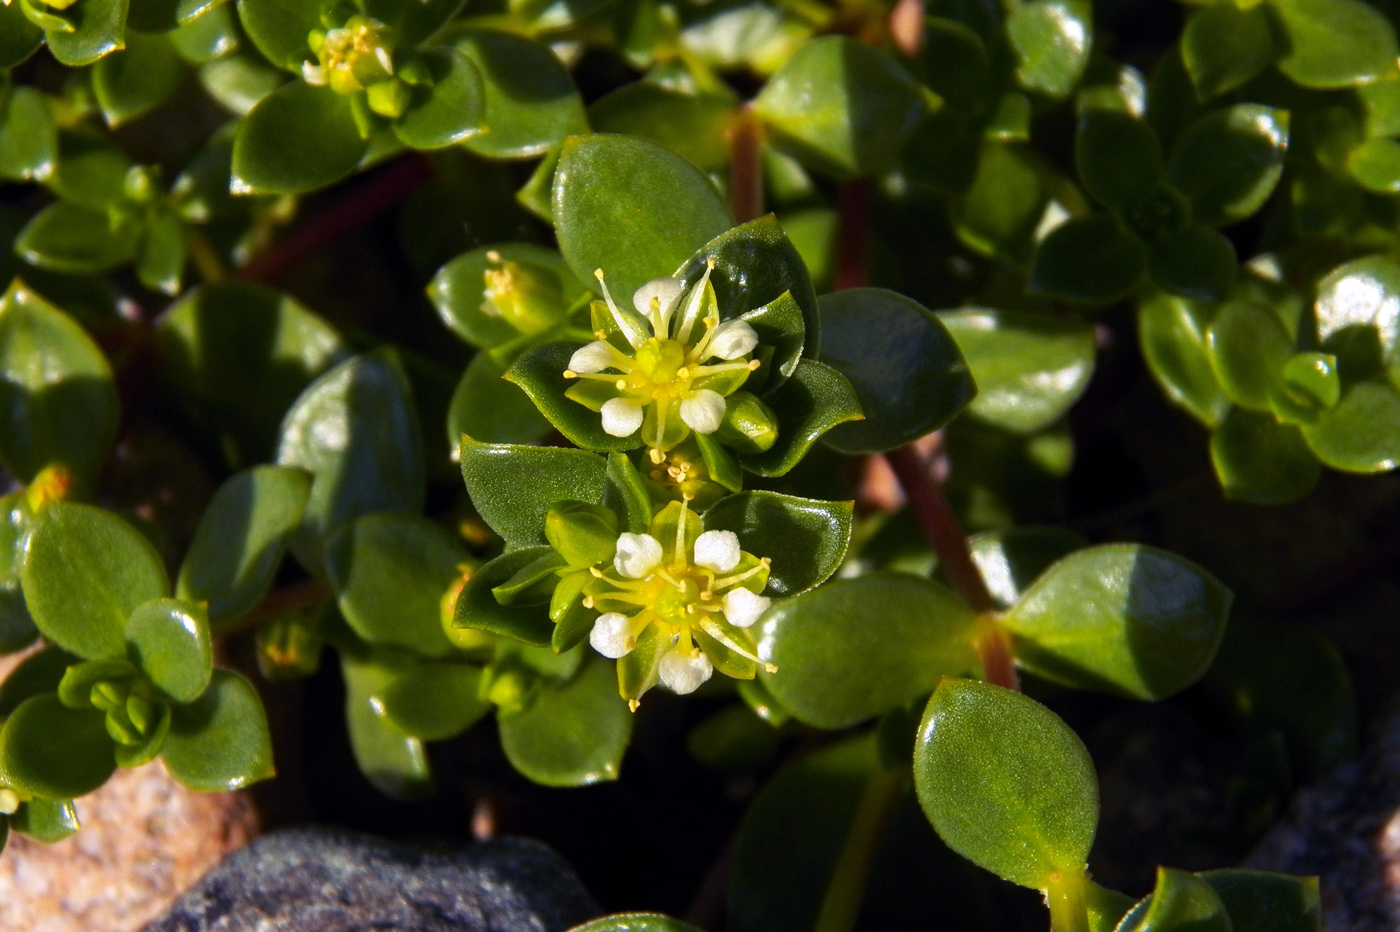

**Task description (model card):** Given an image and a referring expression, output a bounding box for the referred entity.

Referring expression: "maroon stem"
[236,154,433,284]
[833,180,871,291]
[728,105,765,225]
[888,0,924,56]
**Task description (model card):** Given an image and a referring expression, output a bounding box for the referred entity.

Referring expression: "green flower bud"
[715,390,779,453]
[481,251,568,335]
[545,501,619,568]
[255,613,325,681]
[366,78,411,119]
[303,16,395,97]
[58,658,136,710]
[1271,351,1341,424]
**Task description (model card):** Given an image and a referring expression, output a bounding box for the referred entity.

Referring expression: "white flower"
[302,62,327,86]
[633,278,685,331]
[600,398,644,437]
[679,389,725,434]
[659,647,713,694]
[723,588,771,628]
[568,340,618,375]
[614,533,663,579]
[708,319,759,360]
[693,530,741,572]
[590,613,633,658]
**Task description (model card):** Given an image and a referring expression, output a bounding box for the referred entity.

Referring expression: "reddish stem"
[728,105,765,224]
[236,154,433,284]
[888,0,924,56]
[834,180,871,291]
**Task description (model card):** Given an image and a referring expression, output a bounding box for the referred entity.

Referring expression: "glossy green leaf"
[373,662,489,741]
[1147,223,1237,301]
[1182,3,1274,99]
[276,350,425,574]
[1117,868,1230,932]
[1273,352,1341,424]
[743,359,863,474]
[968,527,1088,610]
[1206,300,1291,410]
[177,466,312,624]
[673,215,818,366]
[22,502,168,661]
[157,281,348,466]
[235,0,320,69]
[198,48,287,114]
[57,657,135,710]
[1029,216,1145,304]
[0,88,57,183]
[459,434,607,546]
[48,134,132,209]
[1166,105,1289,228]
[0,281,119,483]
[1348,137,1400,193]
[326,512,467,658]
[914,678,1097,889]
[428,242,587,349]
[0,695,115,799]
[1314,255,1400,374]
[0,647,76,717]
[12,798,79,843]
[702,492,851,597]
[1210,408,1319,505]
[939,308,1095,434]
[452,30,586,160]
[92,31,187,127]
[950,140,1047,263]
[167,5,239,60]
[0,493,37,653]
[753,36,926,178]
[1076,111,1163,209]
[1302,381,1400,472]
[161,669,274,791]
[14,202,137,274]
[340,656,431,798]
[553,134,732,301]
[588,84,733,172]
[45,0,130,66]
[136,206,188,296]
[497,657,632,786]
[817,289,972,453]
[392,49,483,151]
[1138,291,1229,427]
[568,915,704,932]
[0,6,43,69]
[231,78,368,195]
[448,354,551,446]
[452,547,555,647]
[504,341,642,452]
[1006,0,1092,98]
[1272,0,1399,89]
[758,574,977,729]
[125,598,213,703]
[1199,870,1321,932]
[1087,882,1137,932]
[1002,543,1232,700]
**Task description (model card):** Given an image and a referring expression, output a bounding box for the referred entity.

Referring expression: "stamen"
[675,258,716,344]
[595,269,646,349]
[698,618,765,664]
[674,499,690,566]
[714,557,771,589]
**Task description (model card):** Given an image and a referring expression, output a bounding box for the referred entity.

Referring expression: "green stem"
[1046,871,1091,932]
[812,768,906,932]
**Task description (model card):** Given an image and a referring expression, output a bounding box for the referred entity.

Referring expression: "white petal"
[600,398,644,437]
[693,529,741,572]
[633,277,685,330]
[723,587,771,628]
[707,319,759,360]
[302,62,327,86]
[375,46,394,74]
[614,532,663,579]
[589,613,633,658]
[568,340,617,374]
[659,647,713,695]
[680,389,725,434]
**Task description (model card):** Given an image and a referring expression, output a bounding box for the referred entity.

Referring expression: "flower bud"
[715,391,778,453]
[545,501,619,568]
[482,254,567,334]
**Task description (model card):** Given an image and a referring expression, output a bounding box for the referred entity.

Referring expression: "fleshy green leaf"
[1210,408,1320,505]
[0,88,58,183]
[451,547,555,647]
[1302,381,1400,472]
[742,359,863,475]
[817,289,972,453]
[92,31,187,127]
[428,243,588,350]
[1117,868,1230,932]
[453,29,587,160]
[758,574,977,729]
[1182,3,1275,99]
[1006,0,1092,98]
[46,0,130,67]
[235,0,321,70]
[326,512,468,658]
[11,798,79,843]
[701,492,851,596]
[588,83,734,172]
[939,308,1095,434]
[1138,290,1229,427]
[0,492,37,653]
[161,669,275,791]
[373,662,490,741]
[1348,137,1400,193]
[177,466,312,624]
[1314,255,1400,378]
[392,49,484,151]
[1206,300,1292,410]
[125,598,213,703]
[448,353,552,446]
[951,141,1047,263]
[753,35,927,178]
[1147,223,1237,301]
[968,526,1088,610]
[14,202,138,274]
[0,694,115,799]
[340,655,432,798]
[1002,543,1232,700]
[553,134,733,301]
[22,502,169,661]
[231,78,369,195]
[0,281,119,483]
[1198,870,1321,932]
[1029,216,1145,304]
[0,647,77,717]
[497,657,632,786]
[1166,105,1289,228]
[504,341,642,452]
[567,915,705,932]
[459,434,607,546]
[1076,111,1163,209]
[276,350,425,574]
[0,6,43,69]
[1271,0,1399,89]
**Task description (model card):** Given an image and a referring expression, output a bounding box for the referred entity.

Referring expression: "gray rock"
[143,827,601,932]
[1247,700,1400,932]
